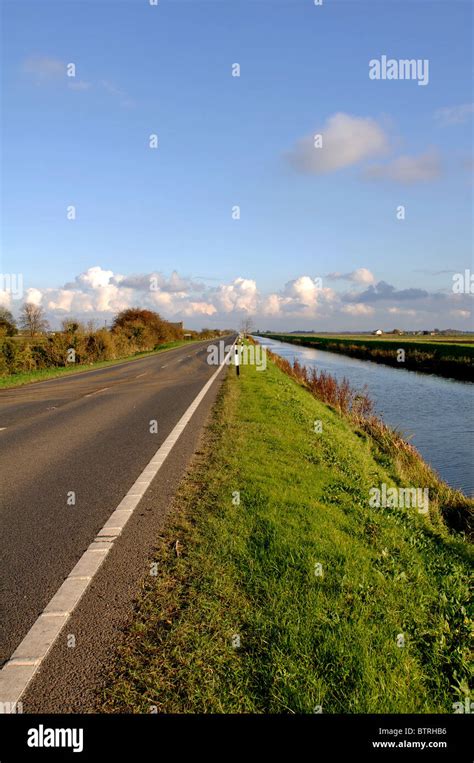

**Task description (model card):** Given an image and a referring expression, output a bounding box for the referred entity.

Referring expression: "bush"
[16,344,36,372]
[1,338,19,372]
[111,328,135,357]
[112,308,183,348]
[85,329,117,362]
[44,333,72,367]
[0,310,193,378]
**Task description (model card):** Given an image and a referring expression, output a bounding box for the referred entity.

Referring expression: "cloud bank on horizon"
[1,266,471,332]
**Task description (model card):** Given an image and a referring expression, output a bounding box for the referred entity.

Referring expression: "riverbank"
[262,334,474,382]
[102,348,472,713]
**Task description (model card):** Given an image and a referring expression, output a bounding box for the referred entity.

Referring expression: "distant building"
[372,329,383,335]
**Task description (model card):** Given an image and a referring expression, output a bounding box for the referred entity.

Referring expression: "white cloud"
[25,288,43,306]
[213,277,259,314]
[180,301,217,317]
[435,103,474,126]
[278,276,336,314]
[22,56,133,106]
[328,268,375,285]
[0,291,12,308]
[287,113,389,174]
[22,56,65,82]
[388,307,417,316]
[364,150,441,184]
[341,304,375,316]
[99,79,135,108]
[68,80,92,91]
[76,266,117,289]
[12,266,473,332]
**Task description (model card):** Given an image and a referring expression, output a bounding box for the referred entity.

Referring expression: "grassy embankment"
[0,340,192,390]
[263,334,474,381]
[102,347,472,713]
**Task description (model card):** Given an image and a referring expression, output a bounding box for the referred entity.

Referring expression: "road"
[0,336,234,693]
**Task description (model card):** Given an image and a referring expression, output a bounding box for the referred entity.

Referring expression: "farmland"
[260,334,474,381]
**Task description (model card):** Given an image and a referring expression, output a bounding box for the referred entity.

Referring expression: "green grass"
[0,340,193,389]
[102,354,472,714]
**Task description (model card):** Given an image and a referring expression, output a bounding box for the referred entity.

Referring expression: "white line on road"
[84,387,109,397]
[160,364,168,368]
[136,372,148,379]
[0,343,234,709]
[0,427,6,431]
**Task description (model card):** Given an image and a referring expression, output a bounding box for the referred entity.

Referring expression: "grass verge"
[102,353,472,713]
[0,340,192,389]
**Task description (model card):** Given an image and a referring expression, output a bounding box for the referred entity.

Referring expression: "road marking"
[84,387,109,397]
[136,372,148,379]
[0,427,6,431]
[0,341,234,709]
[160,364,168,368]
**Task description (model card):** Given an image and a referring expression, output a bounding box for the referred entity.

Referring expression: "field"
[261,334,474,381]
[102,348,472,713]
[292,333,474,344]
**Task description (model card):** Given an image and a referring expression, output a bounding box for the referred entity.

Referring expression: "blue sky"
[1,0,473,329]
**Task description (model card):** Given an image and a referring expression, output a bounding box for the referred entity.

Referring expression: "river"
[256,336,474,497]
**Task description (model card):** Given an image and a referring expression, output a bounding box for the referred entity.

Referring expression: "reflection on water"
[257,336,474,497]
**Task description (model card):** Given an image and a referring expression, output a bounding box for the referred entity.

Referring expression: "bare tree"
[61,317,85,334]
[240,316,254,337]
[19,303,49,336]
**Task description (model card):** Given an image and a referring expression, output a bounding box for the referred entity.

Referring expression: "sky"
[1,0,473,331]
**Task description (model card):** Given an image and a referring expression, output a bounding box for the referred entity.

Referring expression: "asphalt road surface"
[0,337,234,684]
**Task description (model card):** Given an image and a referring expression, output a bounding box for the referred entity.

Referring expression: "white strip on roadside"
[84,387,109,397]
[0,343,233,709]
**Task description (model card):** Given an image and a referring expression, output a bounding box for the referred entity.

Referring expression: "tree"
[61,317,85,334]
[112,308,181,347]
[0,307,17,336]
[240,316,254,337]
[19,303,49,336]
